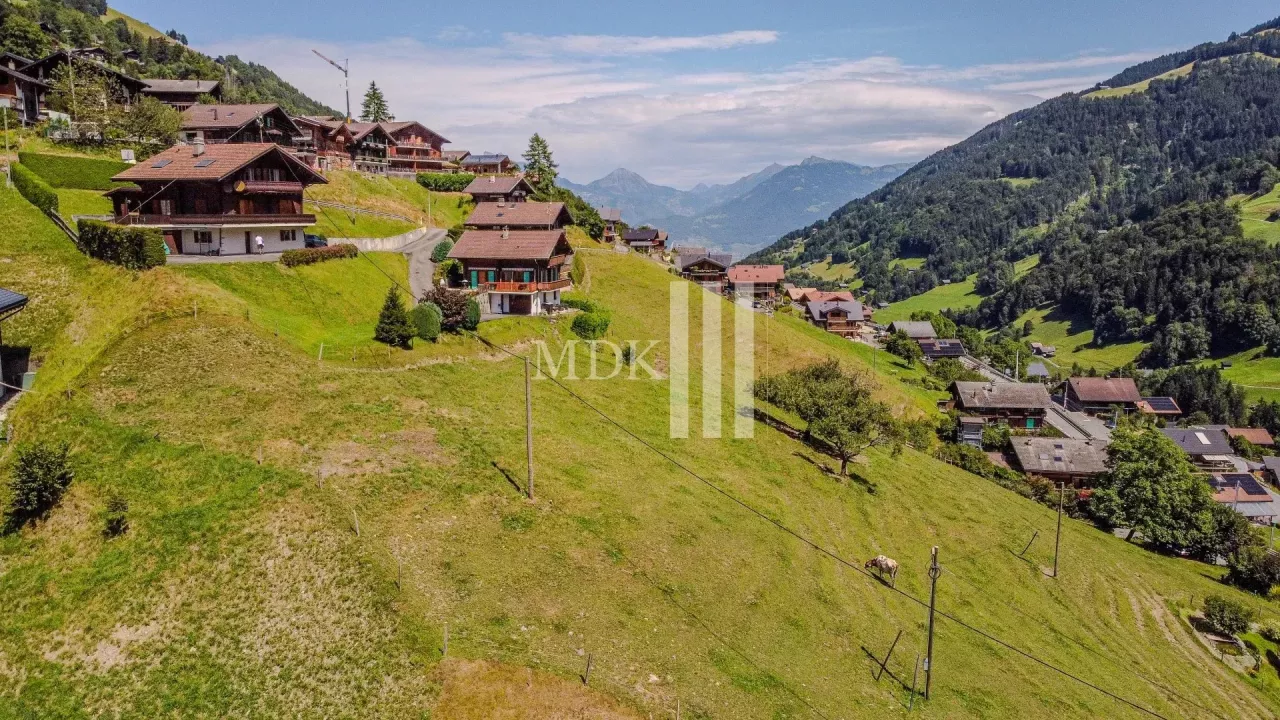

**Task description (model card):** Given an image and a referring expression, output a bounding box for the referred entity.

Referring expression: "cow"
[865,555,900,587]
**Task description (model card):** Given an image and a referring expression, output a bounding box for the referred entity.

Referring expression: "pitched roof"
[380,120,450,145]
[0,287,29,317]
[1208,473,1272,503]
[598,207,622,223]
[448,230,570,261]
[466,202,570,228]
[786,287,818,302]
[952,382,1053,410]
[624,228,661,242]
[677,253,732,271]
[919,339,967,357]
[463,175,534,196]
[111,143,327,184]
[1011,437,1110,477]
[1138,397,1182,415]
[142,78,221,94]
[889,320,937,339]
[728,265,786,285]
[1068,377,1141,404]
[182,104,281,130]
[0,62,46,87]
[1160,426,1234,456]
[807,290,856,303]
[442,150,471,162]
[462,153,511,165]
[1229,428,1276,446]
[1026,361,1051,378]
[20,50,145,90]
[807,300,864,321]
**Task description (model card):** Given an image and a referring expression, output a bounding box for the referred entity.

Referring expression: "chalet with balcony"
[464,175,535,203]
[677,250,732,291]
[382,121,450,175]
[19,50,146,103]
[466,202,571,231]
[181,104,302,147]
[292,116,354,171]
[106,142,326,256]
[462,153,515,174]
[343,122,395,174]
[0,56,46,125]
[447,229,573,315]
[1063,377,1142,416]
[599,207,622,243]
[727,264,786,300]
[141,78,221,110]
[805,300,867,337]
[950,381,1053,431]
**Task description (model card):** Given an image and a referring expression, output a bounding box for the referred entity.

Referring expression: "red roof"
[182,104,280,130]
[808,291,856,303]
[112,143,327,184]
[466,202,570,228]
[728,265,786,284]
[1067,377,1141,404]
[448,230,570,261]
[1229,428,1276,446]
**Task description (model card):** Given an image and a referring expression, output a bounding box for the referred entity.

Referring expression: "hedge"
[416,172,476,192]
[18,151,131,190]
[75,220,166,269]
[12,163,58,216]
[571,312,611,340]
[561,295,603,314]
[280,243,358,267]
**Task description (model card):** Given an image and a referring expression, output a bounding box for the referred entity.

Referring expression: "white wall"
[178,226,308,255]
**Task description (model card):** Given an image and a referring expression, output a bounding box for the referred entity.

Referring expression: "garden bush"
[1204,595,1256,637]
[411,301,443,341]
[12,163,59,215]
[375,287,414,348]
[6,442,74,528]
[280,243,358,267]
[571,312,611,340]
[75,219,165,269]
[464,298,482,331]
[561,294,603,314]
[1260,620,1280,643]
[421,287,473,331]
[18,151,130,190]
[430,239,453,263]
[570,252,587,285]
[416,172,475,192]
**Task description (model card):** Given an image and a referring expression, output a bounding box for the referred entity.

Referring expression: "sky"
[118,0,1279,187]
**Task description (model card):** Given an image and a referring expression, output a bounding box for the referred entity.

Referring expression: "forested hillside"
[0,0,338,116]
[748,19,1280,368]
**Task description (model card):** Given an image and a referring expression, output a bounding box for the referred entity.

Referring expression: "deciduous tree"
[1092,427,1212,549]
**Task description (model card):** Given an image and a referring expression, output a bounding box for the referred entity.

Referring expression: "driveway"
[398,229,448,299]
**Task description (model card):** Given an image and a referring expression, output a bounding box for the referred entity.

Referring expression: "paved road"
[399,229,447,299]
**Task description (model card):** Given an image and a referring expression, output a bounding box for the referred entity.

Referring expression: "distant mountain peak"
[799,156,837,166]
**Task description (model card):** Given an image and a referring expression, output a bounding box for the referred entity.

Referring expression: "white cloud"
[502,30,779,56]
[204,33,1152,186]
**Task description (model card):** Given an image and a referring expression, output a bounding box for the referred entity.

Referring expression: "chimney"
[489,175,496,183]
[502,226,509,239]
[193,139,205,157]
[212,107,218,120]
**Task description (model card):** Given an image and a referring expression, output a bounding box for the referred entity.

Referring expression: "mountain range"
[560,158,909,258]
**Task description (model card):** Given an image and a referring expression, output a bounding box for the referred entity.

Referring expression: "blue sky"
[118,0,1280,186]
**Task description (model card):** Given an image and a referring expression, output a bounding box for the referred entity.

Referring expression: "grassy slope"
[103,7,172,41]
[1086,62,1196,98]
[1015,306,1146,371]
[55,189,113,221]
[1213,347,1280,403]
[874,255,1040,325]
[5,195,1280,717]
[305,170,472,238]
[1235,186,1280,246]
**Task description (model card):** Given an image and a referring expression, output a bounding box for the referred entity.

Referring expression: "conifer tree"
[361,81,394,122]
[522,133,558,190]
[374,287,414,348]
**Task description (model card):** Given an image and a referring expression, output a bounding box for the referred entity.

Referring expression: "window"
[194,231,213,244]
[158,199,174,216]
[280,229,298,243]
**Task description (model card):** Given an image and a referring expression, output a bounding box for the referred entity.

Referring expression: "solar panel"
[1210,474,1269,496]
[195,159,217,168]
[1142,397,1180,412]
[151,158,172,168]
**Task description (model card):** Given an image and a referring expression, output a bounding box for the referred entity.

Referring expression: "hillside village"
[8,2,1280,719]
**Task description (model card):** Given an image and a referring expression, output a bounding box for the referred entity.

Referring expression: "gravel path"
[399,229,448,299]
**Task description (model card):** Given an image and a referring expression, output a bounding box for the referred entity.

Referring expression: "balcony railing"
[115,213,316,226]
[480,278,572,294]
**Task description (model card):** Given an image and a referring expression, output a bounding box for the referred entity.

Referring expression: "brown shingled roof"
[953,381,1053,410]
[463,175,534,196]
[1229,428,1276,446]
[182,104,280,129]
[466,202,570,228]
[728,265,786,284]
[448,230,570,261]
[1067,377,1141,404]
[111,143,327,184]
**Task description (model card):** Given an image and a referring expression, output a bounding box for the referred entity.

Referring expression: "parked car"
[304,234,328,248]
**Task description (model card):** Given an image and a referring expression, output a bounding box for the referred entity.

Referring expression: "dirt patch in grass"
[431,658,644,720]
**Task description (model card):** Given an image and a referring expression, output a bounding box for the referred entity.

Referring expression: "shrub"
[411,301,443,341]
[375,287,414,348]
[421,287,472,330]
[1203,595,1256,637]
[75,219,166,269]
[416,172,475,192]
[561,294,603,314]
[1227,544,1280,595]
[280,243,358,267]
[570,252,587,285]
[1260,620,1280,644]
[981,423,1011,451]
[18,151,131,190]
[103,492,128,538]
[464,298,482,331]
[7,442,74,527]
[430,239,453,263]
[572,312,611,340]
[12,163,59,215]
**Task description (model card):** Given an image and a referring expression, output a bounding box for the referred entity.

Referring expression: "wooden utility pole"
[925,546,940,700]
[1054,483,1065,578]
[524,358,535,500]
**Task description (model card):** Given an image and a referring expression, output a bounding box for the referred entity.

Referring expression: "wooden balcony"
[481,278,572,294]
[115,213,316,227]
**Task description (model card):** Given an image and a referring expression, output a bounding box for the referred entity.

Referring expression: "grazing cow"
[865,555,900,587]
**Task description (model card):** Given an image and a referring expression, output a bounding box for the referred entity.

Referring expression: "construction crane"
[311,49,351,122]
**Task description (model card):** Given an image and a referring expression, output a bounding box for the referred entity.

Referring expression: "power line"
[472,334,1174,720]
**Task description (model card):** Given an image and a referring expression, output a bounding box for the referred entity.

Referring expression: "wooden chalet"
[464,175,536,203]
[106,142,326,256]
[141,79,222,110]
[0,55,46,125]
[599,207,622,243]
[1209,474,1280,524]
[462,153,516,174]
[1064,377,1141,416]
[181,104,302,147]
[1010,437,1109,487]
[465,202,571,231]
[382,121,450,175]
[805,300,867,337]
[343,122,395,174]
[1229,428,1276,448]
[19,50,146,102]
[726,265,786,300]
[292,116,354,171]
[677,250,732,291]
[1160,426,1236,472]
[888,320,937,340]
[1138,396,1182,418]
[950,381,1053,431]
[447,229,573,315]
[442,150,471,166]
[622,228,668,254]
[919,338,966,360]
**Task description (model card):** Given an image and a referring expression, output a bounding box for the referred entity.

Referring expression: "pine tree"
[361,81,394,123]
[374,287,414,348]
[522,133,558,190]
